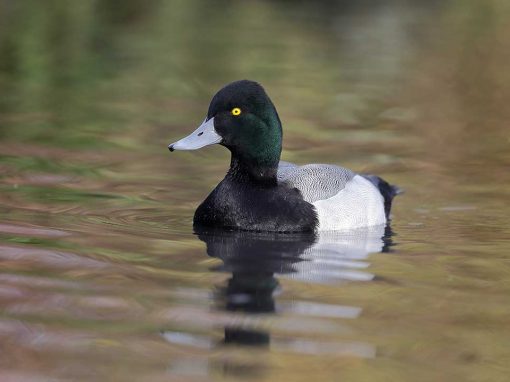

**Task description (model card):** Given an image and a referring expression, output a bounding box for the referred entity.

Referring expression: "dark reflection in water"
[203,229,316,347]
[164,225,392,362]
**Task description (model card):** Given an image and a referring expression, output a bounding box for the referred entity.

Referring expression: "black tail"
[362,175,402,219]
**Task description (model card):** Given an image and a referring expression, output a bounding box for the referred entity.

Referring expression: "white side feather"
[312,175,386,231]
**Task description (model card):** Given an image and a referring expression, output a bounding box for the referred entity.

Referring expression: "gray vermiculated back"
[276,161,299,178]
[277,162,355,203]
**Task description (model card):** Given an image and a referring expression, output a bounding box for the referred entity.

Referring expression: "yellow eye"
[231,107,242,116]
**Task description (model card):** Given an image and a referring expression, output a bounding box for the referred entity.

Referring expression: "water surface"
[1,1,510,381]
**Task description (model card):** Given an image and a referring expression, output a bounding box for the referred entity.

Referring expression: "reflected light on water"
[160,226,389,367]
[1,0,510,380]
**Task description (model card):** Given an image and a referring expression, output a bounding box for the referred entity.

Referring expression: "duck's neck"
[227,155,278,186]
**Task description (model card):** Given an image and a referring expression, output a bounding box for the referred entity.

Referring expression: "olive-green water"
[1,1,510,381]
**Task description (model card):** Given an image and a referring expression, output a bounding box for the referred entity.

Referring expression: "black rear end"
[362,175,401,219]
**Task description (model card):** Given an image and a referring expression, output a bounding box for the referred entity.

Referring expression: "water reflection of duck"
[169,80,400,232]
[196,225,390,347]
[199,229,315,347]
[162,225,392,375]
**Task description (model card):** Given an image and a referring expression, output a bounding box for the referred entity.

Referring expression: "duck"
[168,80,399,232]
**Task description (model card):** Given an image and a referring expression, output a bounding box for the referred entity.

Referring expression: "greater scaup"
[169,80,399,232]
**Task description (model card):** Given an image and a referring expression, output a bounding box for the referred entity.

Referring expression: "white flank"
[313,175,386,231]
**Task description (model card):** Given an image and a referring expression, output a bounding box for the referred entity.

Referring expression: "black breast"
[193,178,318,233]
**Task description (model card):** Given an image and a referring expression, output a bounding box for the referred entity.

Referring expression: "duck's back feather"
[277,162,355,203]
[278,161,391,230]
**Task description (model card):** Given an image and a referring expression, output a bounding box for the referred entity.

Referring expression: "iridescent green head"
[169,80,283,176]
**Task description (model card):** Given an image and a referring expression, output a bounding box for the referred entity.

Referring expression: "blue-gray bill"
[168,117,221,151]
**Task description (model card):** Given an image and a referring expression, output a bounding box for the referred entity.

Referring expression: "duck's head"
[169,80,283,175]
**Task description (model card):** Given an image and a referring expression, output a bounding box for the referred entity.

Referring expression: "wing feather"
[277,162,355,203]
